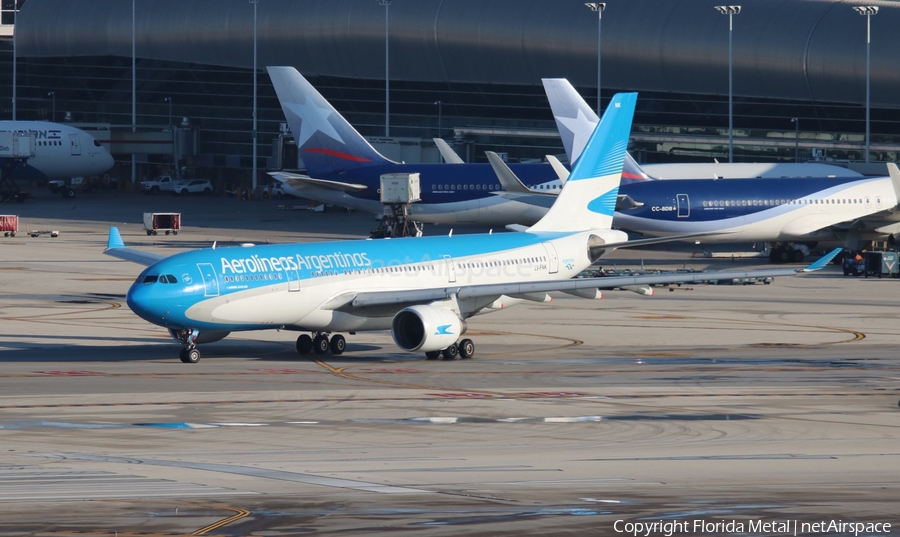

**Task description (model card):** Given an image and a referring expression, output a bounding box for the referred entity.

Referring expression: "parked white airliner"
[0,121,114,179]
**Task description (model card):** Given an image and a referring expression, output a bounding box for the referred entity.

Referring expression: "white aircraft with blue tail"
[104,93,838,363]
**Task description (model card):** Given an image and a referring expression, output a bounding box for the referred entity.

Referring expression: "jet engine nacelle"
[168,328,230,345]
[391,305,466,352]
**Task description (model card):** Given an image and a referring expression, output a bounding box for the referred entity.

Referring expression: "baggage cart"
[863,251,899,278]
[143,212,181,236]
[1,214,17,237]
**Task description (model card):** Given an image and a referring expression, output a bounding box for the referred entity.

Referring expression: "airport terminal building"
[2,0,900,188]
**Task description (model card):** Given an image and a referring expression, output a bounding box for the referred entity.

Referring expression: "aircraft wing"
[268,171,367,192]
[325,249,841,311]
[104,227,165,266]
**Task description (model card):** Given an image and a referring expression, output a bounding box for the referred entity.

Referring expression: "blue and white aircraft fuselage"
[107,92,837,364]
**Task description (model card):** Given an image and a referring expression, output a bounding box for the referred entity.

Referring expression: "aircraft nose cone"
[126,281,166,324]
[100,150,114,173]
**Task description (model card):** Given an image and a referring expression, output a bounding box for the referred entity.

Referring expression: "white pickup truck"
[140,175,176,194]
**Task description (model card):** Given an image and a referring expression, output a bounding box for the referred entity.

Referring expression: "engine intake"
[392,305,465,352]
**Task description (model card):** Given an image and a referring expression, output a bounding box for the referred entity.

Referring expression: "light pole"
[48,92,55,122]
[585,3,606,116]
[791,117,799,163]
[250,0,259,194]
[377,0,391,137]
[434,100,442,138]
[164,96,174,174]
[132,0,136,186]
[853,5,877,163]
[163,96,172,128]
[715,5,740,163]
[11,11,16,120]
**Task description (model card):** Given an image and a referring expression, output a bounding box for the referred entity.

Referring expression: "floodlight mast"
[853,5,878,163]
[585,3,606,115]
[715,5,741,163]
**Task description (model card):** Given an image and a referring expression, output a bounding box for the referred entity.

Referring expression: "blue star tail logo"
[434,325,453,336]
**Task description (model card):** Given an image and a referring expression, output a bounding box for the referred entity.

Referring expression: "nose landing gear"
[179,346,201,364]
[174,328,201,363]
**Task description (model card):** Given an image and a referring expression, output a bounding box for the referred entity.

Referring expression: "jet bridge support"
[0,131,36,203]
[370,172,424,238]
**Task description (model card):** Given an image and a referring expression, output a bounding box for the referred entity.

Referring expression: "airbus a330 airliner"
[105,93,837,363]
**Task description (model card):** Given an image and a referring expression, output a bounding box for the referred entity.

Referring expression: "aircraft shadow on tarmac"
[0,337,401,363]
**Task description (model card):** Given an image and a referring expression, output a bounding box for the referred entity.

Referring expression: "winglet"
[107,227,125,249]
[798,248,842,272]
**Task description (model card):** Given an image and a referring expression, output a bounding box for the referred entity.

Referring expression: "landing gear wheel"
[180,347,200,364]
[330,334,346,355]
[313,334,330,354]
[296,334,313,354]
[425,350,441,360]
[442,344,459,360]
[458,339,475,359]
[792,249,804,263]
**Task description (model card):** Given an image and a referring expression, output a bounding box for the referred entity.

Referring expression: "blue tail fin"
[542,78,652,184]
[267,66,394,176]
[528,93,637,233]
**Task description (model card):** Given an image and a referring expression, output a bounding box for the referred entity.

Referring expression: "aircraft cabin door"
[443,255,457,283]
[541,242,559,274]
[196,263,220,297]
[676,194,690,218]
[285,263,300,292]
[69,134,81,156]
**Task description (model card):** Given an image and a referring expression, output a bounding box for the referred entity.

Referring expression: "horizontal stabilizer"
[104,227,165,266]
[590,231,735,259]
[268,171,367,192]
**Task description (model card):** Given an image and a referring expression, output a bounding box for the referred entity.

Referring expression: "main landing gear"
[425,338,475,361]
[296,332,346,355]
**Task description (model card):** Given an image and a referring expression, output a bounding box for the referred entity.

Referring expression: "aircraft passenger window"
[142,275,158,283]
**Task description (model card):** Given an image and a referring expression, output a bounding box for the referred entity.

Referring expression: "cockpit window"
[165,274,177,283]
[93,139,102,147]
[142,275,159,283]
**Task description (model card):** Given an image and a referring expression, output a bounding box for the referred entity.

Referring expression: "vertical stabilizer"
[528,93,637,233]
[267,66,394,176]
[542,78,651,183]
